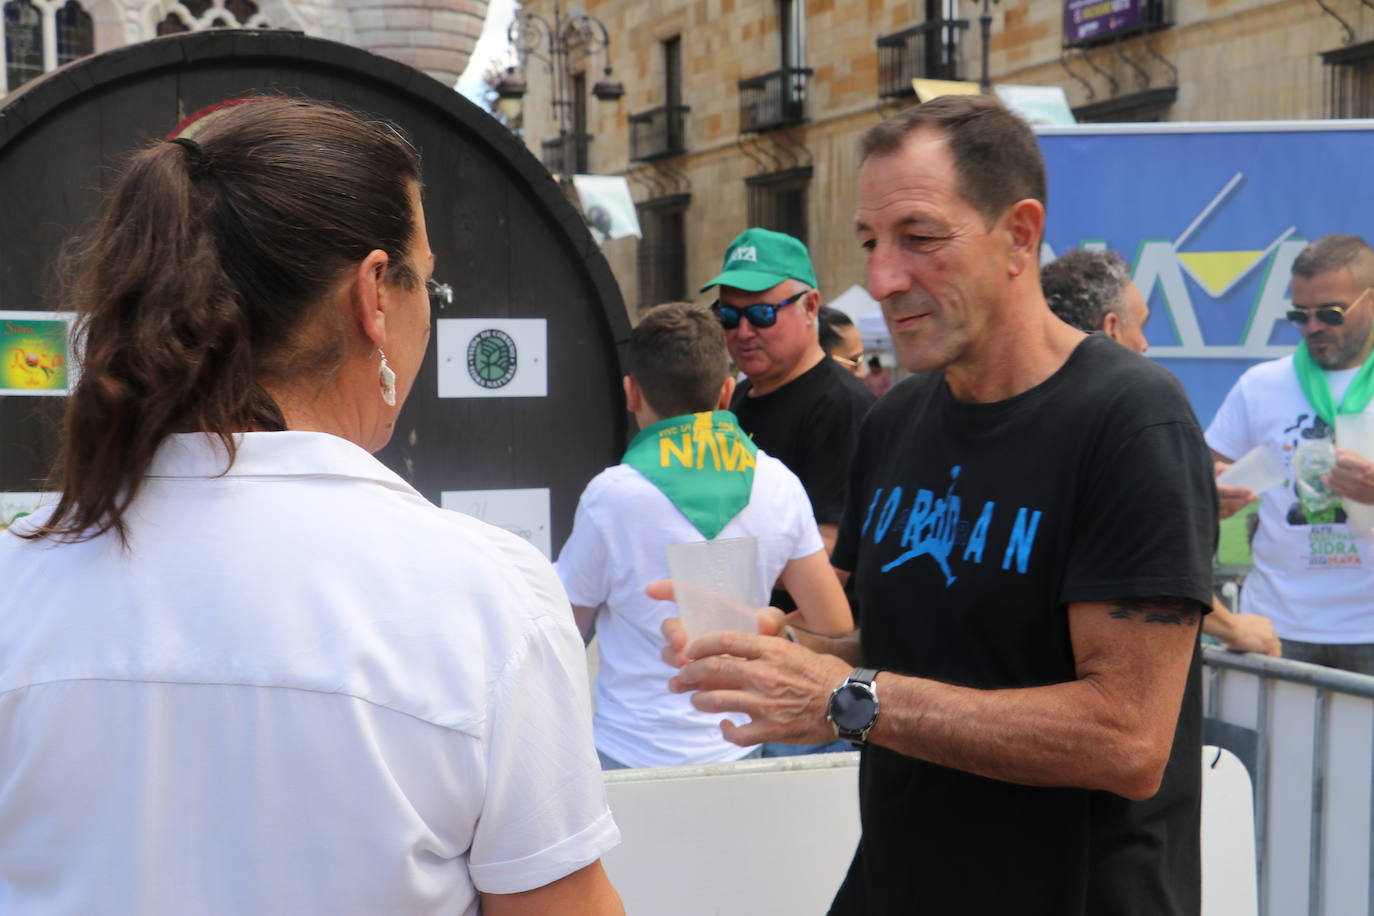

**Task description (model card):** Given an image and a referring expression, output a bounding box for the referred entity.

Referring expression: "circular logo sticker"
[467,329,518,389]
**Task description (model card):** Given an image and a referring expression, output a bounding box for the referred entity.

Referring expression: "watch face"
[832,682,877,731]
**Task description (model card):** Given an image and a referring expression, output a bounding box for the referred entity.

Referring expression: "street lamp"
[978,0,1000,94]
[499,3,626,179]
[492,67,527,123]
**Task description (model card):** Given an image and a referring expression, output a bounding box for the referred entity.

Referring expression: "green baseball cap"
[699,228,817,293]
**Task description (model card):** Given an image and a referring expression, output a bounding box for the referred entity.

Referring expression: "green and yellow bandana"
[621,410,757,539]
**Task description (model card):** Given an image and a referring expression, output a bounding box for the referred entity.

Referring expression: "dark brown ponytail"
[27,97,422,544]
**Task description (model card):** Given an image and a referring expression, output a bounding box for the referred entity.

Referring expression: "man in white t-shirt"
[1207,234,1374,674]
[556,302,851,769]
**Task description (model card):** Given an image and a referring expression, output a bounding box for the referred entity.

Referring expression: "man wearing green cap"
[700,228,875,560]
[1207,234,1374,674]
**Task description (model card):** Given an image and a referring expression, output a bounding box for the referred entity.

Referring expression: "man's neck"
[748,345,826,397]
[632,406,664,430]
[943,294,1085,404]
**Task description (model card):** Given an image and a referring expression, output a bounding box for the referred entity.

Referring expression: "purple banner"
[1064,0,1143,46]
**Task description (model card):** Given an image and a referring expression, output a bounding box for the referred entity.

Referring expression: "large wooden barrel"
[0,30,629,557]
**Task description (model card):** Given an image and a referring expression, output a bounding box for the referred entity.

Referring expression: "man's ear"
[803,288,822,324]
[623,375,642,412]
[716,375,736,409]
[1003,199,1046,277]
[352,249,392,349]
[1100,310,1121,343]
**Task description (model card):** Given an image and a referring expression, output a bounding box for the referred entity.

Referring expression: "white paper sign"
[441,487,552,558]
[1,491,57,531]
[437,319,548,399]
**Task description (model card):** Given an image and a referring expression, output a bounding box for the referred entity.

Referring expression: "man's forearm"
[784,616,863,666]
[671,599,1198,799]
[866,673,1167,800]
[1201,596,1280,656]
[864,598,1200,801]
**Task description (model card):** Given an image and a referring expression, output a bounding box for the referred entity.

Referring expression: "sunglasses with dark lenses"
[711,291,807,330]
[1286,287,1372,327]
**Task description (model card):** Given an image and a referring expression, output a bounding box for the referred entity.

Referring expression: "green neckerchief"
[1294,341,1374,427]
[621,410,757,539]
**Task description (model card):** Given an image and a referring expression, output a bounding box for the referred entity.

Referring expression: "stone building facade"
[1,0,487,96]
[510,0,1374,320]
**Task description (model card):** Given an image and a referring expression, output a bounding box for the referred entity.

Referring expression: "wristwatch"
[827,667,880,745]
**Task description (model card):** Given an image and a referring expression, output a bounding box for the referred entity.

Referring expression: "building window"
[3,0,44,92]
[3,0,97,94]
[637,194,690,310]
[630,39,690,162]
[542,73,592,176]
[779,0,804,72]
[1323,40,1374,119]
[155,0,266,39]
[747,167,811,247]
[55,0,93,66]
[876,0,968,99]
[224,0,257,26]
[157,12,190,33]
[664,36,681,110]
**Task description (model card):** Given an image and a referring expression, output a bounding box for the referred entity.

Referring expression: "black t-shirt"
[731,355,876,526]
[829,334,1216,916]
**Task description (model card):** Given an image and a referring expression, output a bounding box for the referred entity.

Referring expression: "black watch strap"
[849,667,878,685]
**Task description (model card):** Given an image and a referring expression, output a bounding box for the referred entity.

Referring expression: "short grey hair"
[1292,234,1374,288]
[1041,249,1132,332]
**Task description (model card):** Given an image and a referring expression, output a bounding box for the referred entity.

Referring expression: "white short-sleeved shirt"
[555,450,824,768]
[0,431,619,915]
[1206,356,1374,642]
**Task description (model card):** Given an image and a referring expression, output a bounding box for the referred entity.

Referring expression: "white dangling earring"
[377,349,397,407]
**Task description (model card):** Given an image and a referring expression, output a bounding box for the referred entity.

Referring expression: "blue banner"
[1037,123,1374,426]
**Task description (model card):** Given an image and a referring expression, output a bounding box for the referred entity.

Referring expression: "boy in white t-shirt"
[556,302,852,769]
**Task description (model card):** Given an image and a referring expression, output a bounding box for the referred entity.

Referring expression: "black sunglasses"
[1286,287,1371,327]
[427,278,454,310]
[711,291,806,329]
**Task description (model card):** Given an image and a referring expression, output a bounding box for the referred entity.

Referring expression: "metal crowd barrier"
[1203,646,1374,916]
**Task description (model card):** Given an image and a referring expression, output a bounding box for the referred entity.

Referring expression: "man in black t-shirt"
[1042,248,1282,658]
[665,96,1216,915]
[700,228,875,555]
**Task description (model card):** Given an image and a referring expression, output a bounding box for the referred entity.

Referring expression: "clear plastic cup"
[1336,413,1374,458]
[664,536,760,641]
[1336,414,1374,539]
[1217,444,1287,494]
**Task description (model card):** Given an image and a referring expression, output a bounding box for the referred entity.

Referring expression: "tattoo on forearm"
[1108,596,1202,627]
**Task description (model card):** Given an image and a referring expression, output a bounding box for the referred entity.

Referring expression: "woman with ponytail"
[0,98,622,916]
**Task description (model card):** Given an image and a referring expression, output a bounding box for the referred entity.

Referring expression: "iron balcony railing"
[738,67,812,133]
[629,105,690,161]
[540,132,592,176]
[876,19,969,98]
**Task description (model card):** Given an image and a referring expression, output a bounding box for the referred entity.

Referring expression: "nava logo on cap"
[729,245,759,264]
